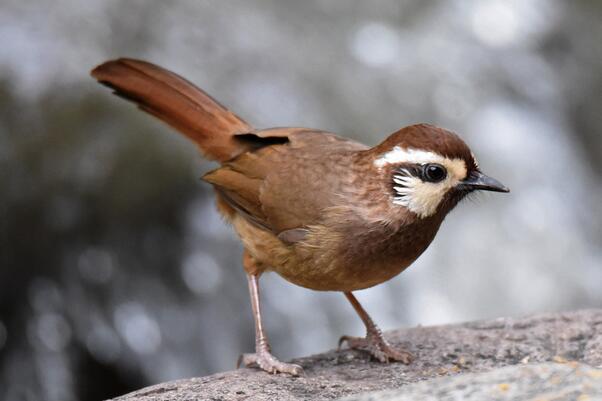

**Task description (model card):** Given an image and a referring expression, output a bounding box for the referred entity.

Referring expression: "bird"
[91,58,509,376]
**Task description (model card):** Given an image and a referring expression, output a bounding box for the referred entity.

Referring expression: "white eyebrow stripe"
[374,146,443,167]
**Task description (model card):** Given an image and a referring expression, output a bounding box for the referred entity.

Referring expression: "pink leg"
[339,292,413,364]
[237,273,303,375]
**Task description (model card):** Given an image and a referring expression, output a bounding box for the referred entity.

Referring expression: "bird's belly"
[231,216,412,291]
[228,205,437,292]
[276,256,412,292]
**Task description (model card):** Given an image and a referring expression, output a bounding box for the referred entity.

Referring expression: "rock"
[341,362,602,401]
[111,309,602,401]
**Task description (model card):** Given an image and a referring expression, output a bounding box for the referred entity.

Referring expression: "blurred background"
[1,0,602,400]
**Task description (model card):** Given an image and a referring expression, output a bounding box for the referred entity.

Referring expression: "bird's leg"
[338,291,414,364]
[237,269,303,375]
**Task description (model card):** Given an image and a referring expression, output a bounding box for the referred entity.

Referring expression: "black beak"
[458,172,509,193]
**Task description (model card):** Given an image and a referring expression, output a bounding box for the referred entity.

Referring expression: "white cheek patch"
[379,147,469,218]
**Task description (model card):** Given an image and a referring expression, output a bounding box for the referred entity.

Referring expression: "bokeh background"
[1,1,602,400]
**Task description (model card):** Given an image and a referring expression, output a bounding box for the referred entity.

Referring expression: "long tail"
[91,58,255,162]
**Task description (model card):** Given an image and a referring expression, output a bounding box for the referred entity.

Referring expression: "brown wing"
[203,128,368,236]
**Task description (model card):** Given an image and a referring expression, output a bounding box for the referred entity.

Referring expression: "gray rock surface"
[112,309,602,401]
[342,362,602,401]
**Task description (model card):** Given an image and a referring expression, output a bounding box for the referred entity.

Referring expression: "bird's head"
[371,124,508,219]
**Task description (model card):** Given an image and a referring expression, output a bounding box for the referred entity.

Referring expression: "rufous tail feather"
[91,58,256,162]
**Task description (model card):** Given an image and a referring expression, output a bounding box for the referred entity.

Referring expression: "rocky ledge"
[112,309,602,401]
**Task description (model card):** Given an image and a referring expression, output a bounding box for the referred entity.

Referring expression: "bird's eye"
[423,163,447,183]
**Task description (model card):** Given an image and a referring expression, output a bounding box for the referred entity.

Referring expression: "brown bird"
[91,58,509,376]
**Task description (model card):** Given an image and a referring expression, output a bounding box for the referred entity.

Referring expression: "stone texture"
[111,309,602,401]
[342,362,602,401]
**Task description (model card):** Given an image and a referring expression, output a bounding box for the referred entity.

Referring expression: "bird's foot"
[238,349,304,376]
[338,331,414,364]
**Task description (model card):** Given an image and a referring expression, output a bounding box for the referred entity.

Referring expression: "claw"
[338,335,348,350]
[238,351,304,376]
[339,334,414,364]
